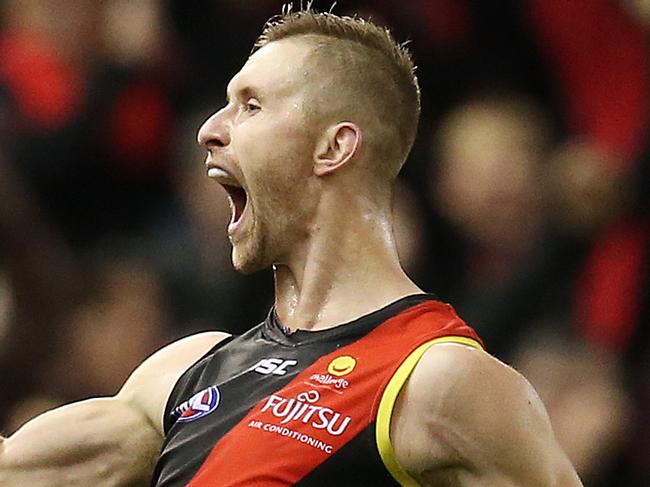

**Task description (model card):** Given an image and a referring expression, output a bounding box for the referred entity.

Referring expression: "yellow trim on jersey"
[375,335,484,486]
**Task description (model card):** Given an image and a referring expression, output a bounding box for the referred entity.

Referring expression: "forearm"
[0,398,161,487]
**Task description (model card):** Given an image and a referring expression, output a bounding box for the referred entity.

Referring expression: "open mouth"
[206,165,249,234]
[222,183,248,226]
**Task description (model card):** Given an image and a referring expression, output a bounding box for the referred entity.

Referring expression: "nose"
[197,108,231,149]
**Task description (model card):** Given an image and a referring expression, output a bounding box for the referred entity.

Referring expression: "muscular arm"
[391,344,583,487]
[0,398,160,487]
[0,331,228,486]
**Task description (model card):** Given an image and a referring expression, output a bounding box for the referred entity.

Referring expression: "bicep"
[0,331,229,487]
[0,397,161,487]
[473,373,583,487]
[395,344,583,487]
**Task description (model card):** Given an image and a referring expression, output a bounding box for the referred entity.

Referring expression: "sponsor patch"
[327,356,356,377]
[252,358,298,376]
[172,386,221,423]
[259,389,352,436]
[248,388,354,455]
[308,373,350,390]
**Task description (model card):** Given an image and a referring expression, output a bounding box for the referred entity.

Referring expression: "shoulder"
[409,343,537,422]
[117,331,231,435]
[122,331,231,387]
[390,343,582,486]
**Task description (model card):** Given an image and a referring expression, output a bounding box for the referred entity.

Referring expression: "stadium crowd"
[0,1,647,485]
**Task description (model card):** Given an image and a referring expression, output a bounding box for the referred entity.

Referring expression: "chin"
[231,240,270,275]
[231,258,263,275]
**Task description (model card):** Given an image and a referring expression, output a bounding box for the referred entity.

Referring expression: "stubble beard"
[230,223,271,275]
[230,185,313,275]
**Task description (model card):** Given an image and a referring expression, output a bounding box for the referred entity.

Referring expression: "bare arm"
[0,398,160,487]
[0,331,228,486]
[391,344,583,487]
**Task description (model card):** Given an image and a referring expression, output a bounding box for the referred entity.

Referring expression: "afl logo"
[327,356,356,377]
[173,386,221,423]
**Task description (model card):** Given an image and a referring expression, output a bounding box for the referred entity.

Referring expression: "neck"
[273,189,422,332]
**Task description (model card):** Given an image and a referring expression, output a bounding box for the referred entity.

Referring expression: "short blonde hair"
[254,7,421,179]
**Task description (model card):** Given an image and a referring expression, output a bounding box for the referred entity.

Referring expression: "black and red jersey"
[151,294,483,486]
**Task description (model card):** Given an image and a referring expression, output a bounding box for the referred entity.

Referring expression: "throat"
[272,255,422,333]
[272,198,421,332]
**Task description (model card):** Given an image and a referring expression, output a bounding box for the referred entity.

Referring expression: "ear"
[313,122,362,177]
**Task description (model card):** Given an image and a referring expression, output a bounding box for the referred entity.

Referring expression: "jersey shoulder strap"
[372,303,484,486]
[376,336,483,486]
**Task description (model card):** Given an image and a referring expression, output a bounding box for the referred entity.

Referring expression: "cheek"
[238,118,313,184]
[271,119,314,169]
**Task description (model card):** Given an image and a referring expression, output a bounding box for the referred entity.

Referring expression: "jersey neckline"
[261,293,438,347]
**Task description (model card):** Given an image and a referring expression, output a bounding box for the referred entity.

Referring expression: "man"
[0,8,582,486]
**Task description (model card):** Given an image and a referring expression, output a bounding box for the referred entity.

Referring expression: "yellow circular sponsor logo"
[327,356,357,377]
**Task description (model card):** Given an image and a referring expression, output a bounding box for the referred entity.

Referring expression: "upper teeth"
[207,167,229,179]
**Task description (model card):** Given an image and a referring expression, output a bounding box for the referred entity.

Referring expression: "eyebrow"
[225,84,257,104]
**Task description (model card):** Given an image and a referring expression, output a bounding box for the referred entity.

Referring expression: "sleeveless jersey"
[151,294,483,486]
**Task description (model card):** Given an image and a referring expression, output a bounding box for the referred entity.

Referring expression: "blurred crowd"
[0,0,647,485]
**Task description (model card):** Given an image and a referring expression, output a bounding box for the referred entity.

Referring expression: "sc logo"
[252,358,298,376]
